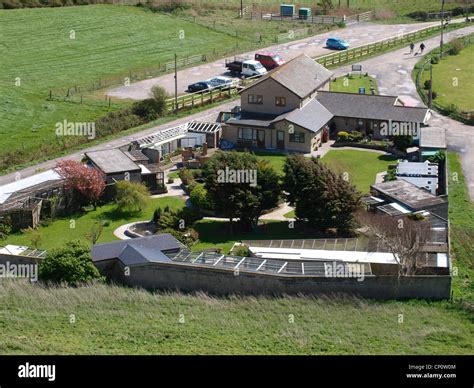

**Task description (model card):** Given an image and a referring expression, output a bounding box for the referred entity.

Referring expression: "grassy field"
[421,44,474,113]
[0,5,242,170]
[322,149,397,193]
[330,74,379,94]
[0,280,472,355]
[447,153,474,302]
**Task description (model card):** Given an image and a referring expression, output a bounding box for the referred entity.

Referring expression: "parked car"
[225,57,267,77]
[326,37,349,50]
[254,52,285,70]
[187,81,211,93]
[207,76,235,90]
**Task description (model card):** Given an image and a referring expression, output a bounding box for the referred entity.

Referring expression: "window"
[275,97,286,106]
[289,132,305,143]
[248,94,263,104]
[238,128,257,140]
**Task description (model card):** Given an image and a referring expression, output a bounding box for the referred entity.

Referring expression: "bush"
[189,184,213,210]
[450,38,465,55]
[231,244,250,257]
[39,240,102,284]
[430,57,439,65]
[408,11,428,21]
[132,98,164,121]
[0,222,12,239]
[2,0,23,8]
[431,90,438,100]
[423,79,432,90]
[179,167,194,186]
[95,108,143,137]
[177,206,203,227]
[336,131,349,142]
[348,131,363,142]
[159,227,198,247]
[115,181,150,213]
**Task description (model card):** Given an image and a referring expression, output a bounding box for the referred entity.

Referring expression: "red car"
[254,52,285,70]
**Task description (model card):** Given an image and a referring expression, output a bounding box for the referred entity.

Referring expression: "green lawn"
[2,197,186,251]
[330,74,379,95]
[421,44,474,113]
[322,149,397,193]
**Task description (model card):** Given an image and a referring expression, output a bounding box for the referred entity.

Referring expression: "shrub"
[430,56,439,65]
[431,90,438,100]
[408,11,428,21]
[179,167,194,186]
[337,21,346,28]
[132,98,164,121]
[115,181,150,213]
[159,227,198,246]
[348,131,363,142]
[231,244,250,257]
[2,0,23,8]
[189,184,213,210]
[177,206,203,227]
[95,108,143,137]
[39,240,102,284]
[336,131,349,142]
[450,38,465,55]
[423,79,432,90]
[0,222,12,240]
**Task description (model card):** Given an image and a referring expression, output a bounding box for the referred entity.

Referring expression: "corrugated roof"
[248,54,333,98]
[316,91,429,123]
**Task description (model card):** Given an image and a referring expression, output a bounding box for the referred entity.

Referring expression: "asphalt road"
[107,20,447,100]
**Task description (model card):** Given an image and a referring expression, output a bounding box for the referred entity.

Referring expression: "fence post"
[49,90,52,100]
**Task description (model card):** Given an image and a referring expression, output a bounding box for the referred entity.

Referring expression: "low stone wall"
[96,260,451,300]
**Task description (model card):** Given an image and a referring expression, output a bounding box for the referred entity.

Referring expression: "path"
[108,20,449,100]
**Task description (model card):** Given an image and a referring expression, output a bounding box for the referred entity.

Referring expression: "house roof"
[419,126,447,149]
[273,99,333,133]
[371,179,446,210]
[226,98,333,134]
[85,149,141,174]
[117,244,172,266]
[248,54,333,99]
[316,91,429,123]
[92,234,184,263]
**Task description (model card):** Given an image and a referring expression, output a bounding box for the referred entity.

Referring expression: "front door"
[257,130,265,148]
[276,131,285,150]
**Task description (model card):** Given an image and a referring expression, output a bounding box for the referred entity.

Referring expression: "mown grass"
[0,5,242,166]
[2,197,186,250]
[0,280,472,355]
[330,74,379,94]
[322,149,397,193]
[421,43,474,113]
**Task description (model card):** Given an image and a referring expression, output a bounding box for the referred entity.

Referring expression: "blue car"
[326,37,349,50]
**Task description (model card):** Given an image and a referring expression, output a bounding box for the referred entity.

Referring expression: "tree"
[203,151,280,232]
[39,240,102,284]
[115,180,150,213]
[86,221,104,245]
[23,226,42,249]
[132,86,168,122]
[359,212,431,276]
[190,184,213,210]
[392,135,413,152]
[283,155,360,234]
[318,0,334,14]
[56,160,105,209]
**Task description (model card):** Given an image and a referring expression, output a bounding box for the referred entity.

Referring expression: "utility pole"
[240,0,243,18]
[174,53,178,114]
[429,65,433,109]
[440,0,446,58]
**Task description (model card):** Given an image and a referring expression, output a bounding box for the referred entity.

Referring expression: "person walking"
[409,42,415,54]
[420,42,426,54]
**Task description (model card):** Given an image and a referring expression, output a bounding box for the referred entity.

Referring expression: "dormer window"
[275,97,286,106]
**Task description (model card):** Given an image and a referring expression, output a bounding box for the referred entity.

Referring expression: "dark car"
[187,81,211,93]
[326,37,349,50]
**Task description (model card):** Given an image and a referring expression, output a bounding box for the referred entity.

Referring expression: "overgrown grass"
[0,280,472,355]
[447,153,474,302]
[322,149,397,193]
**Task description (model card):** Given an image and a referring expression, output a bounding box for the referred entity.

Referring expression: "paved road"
[332,25,474,200]
[107,20,448,100]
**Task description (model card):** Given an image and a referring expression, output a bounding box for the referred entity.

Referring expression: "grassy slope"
[421,44,474,112]
[0,5,240,159]
[448,153,474,302]
[0,280,472,355]
[322,149,397,193]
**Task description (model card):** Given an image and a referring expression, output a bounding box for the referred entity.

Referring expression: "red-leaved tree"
[56,160,105,209]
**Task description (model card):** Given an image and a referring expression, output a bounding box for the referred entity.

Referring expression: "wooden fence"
[245,10,373,24]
